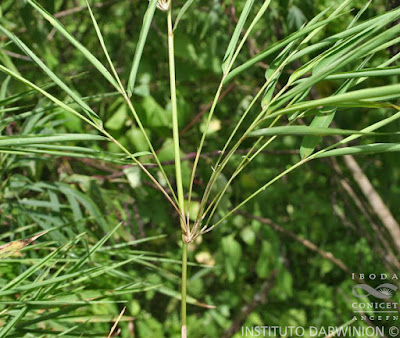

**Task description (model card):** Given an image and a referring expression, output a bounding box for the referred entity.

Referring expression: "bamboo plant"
[1,0,400,336]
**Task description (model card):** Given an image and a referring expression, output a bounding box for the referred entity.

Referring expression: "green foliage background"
[0,0,399,337]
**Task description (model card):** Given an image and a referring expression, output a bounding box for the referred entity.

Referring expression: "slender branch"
[188,1,273,223]
[200,2,373,217]
[206,103,400,233]
[342,154,400,255]
[327,128,400,256]
[123,94,179,205]
[67,149,298,179]
[85,2,180,211]
[195,45,301,230]
[329,156,400,271]
[101,130,183,218]
[1,50,32,61]
[201,116,284,231]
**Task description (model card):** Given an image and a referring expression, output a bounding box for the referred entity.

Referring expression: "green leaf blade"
[127,0,158,97]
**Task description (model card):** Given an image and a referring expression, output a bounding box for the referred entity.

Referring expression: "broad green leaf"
[105,104,127,130]
[299,109,336,159]
[126,127,150,152]
[141,95,170,127]
[261,42,295,108]
[256,241,272,278]
[124,166,142,189]
[221,235,242,282]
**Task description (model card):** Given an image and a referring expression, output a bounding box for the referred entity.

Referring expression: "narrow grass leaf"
[0,65,97,127]
[0,236,79,293]
[296,67,400,81]
[173,0,198,31]
[0,25,103,126]
[222,0,255,74]
[299,56,371,159]
[127,0,158,97]
[225,10,348,82]
[71,223,122,271]
[290,7,400,64]
[0,134,106,147]
[249,126,392,137]
[315,143,400,158]
[26,0,119,91]
[85,0,123,92]
[299,109,336,158]
[56,183,110,234]
[267,84,400,119]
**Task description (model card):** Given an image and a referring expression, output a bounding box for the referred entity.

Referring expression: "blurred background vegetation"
[0,0,399,337]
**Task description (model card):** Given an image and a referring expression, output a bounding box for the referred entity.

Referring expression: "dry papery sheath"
[151,0,170,12]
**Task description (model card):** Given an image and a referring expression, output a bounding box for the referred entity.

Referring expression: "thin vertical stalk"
[167,7,185,219]
[167,4,188,337]
[181,242,188,337]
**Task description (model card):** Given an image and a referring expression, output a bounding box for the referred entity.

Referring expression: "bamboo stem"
[181,241,188,338]
[167,5,188,337]
[167,7,185,220]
